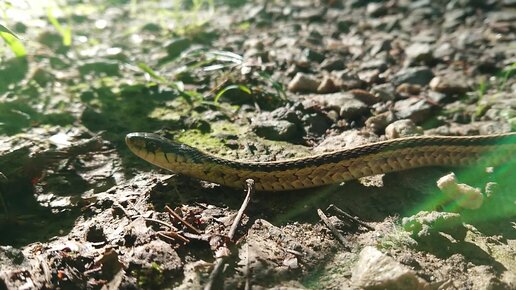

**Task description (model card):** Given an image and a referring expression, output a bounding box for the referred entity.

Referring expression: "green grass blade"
[47,8,72,46]
[0,26,26,57]
[214,84,251,104]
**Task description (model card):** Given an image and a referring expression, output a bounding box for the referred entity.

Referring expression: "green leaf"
[214,84,251,104]
[137,62,167,83]
[47,7,72,46]
[0,25,26,57]
[0,24,19,39]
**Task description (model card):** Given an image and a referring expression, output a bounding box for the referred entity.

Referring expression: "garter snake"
[126,132,516,191]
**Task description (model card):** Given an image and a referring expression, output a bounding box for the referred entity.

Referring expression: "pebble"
[351,246,430,290]
[365,111,397,133]
[371,83,397,101]
[310,92,369,120]
[385,119,423,139]
[317,76,339,93]
[391,66,434,86]
[394,98,435,123]
[437,173,484,209]
[405,42,433,63]
[251,120,300,141]
[429,74,471,95]
[288,72,321,93]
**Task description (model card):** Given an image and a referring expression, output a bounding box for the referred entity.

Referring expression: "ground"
[0,0,515,289]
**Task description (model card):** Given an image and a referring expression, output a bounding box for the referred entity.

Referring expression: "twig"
[165,205,202,234]
[317,208,349,249]
[158,230,189,244]
[228,179,255,241]
[204,179,255,290]
[203,257,226,290]
[145,218,175,229]
[327,204,375,231]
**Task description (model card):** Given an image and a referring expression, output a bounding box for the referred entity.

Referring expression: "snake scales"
[126,132,516,191]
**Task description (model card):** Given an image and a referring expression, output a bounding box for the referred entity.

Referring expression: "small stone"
[311,92,369,120]
[433,42,454,60]
[252,120,300,141]
[350,89,380,105]
[317,76,338,93]
[351,246,430,290]
[391,67,434,86]
[302,112,332,136]
[366,3,387,17]
[385,119,423,139]
[371,83,396,101]
[402,211,466,241]
[315,130,380,153]
[320,57,345,71]
[333,71,367,89]
[365,111,397,133]
[437,173,484,209]
[303,48,325,63]
[288,73,321,93]
[484,182,498,199]
[394,98,435,123]
[396,83,421,96]
[405,42,433,62]
[429,74,471,95]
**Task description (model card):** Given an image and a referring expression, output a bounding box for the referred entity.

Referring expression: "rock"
[429,74,471,95]
[365,111,397,133]
[359,59,388,72]
[385,119,423,139]
[303,48,325,63]
[391,67,434,86]
[394,98,435,123]
[371,83,397,101]
[317,76,339,93]
[333,71,367,89]
[437,173,484,209]
[350,89,380,105]
[366,3,387,17]
[351,246,430,290]
[405,42,433,63]
[396,83,421,96]
[315,130,379,153]
[288,73,320,93]
[402,211,467,242]
[302,112,332,136]
[320,57,345,71]
[310,92,369,120]
[252,120,300,141]
[433,42,454,61]
[130,240,182,272]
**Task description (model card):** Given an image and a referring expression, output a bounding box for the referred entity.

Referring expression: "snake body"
[126,132,516,191]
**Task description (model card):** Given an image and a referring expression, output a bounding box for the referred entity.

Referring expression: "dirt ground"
[0,0,515,289]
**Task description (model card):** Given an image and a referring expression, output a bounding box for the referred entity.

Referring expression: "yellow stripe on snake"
[126,132,516,191]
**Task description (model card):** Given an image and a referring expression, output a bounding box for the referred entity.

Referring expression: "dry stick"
[165,205,202,234]
[327,204,375,231]
[317,208,350,249]
[228,179,255,241]
[204,179,255,290]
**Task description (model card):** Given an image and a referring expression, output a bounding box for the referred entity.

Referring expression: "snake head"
[126,132,203,168]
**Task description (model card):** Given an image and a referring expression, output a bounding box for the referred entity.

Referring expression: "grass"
[46,7,72,47]
[0,24,25,57]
